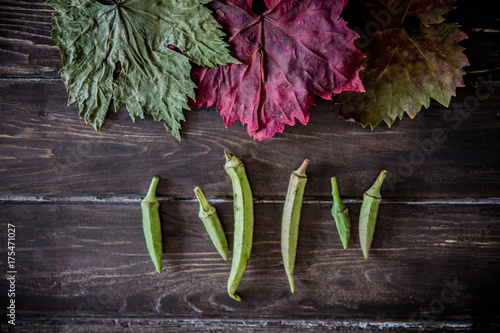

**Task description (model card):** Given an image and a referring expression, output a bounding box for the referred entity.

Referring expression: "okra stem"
[141,176,162,273]
[359,170,387,259]
[194,186,228,260]
[331,177,351,250]
[224,150,254,301]
[195,186,211,213]
[296,159,309,176]
[282,159,309,294]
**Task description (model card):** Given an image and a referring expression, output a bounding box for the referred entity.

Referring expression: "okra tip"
[193,186,210,212]
[362,250,370,260]
[331,177,347,212]
[287,272,295,294]
[224,149,232,162]
[331,177,339,199]
[229,292,242,302]
[365,170,387,198]
[296,158,309,176]
[377,170,387,181]
[144,176,160,202]
[221,249,228,261]
[224,149,243,170]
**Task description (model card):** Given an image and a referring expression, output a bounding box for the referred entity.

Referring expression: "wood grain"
[0,201,498,328]
[0,0,60,76]
[1,78,499,198]
[1,316,492,332]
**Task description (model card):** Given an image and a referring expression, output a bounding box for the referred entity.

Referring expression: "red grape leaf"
[338,0,468,128]
[191,0,364,140]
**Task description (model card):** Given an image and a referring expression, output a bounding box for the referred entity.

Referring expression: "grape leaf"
[338,0,468,129]
[47,0,237,139]
[191,0,364,141]
[380,0,456,26]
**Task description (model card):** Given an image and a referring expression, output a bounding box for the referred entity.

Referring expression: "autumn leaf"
[47,0,236,139]
[338,0,468,129]
[377,0,456,26]
[191,0,364,141]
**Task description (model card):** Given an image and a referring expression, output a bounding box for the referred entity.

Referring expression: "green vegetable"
[141,176,162,273]
[47,0,237,139]
[331,177,350,250]
[194,186,228,260]
[224,150,254,301]
[281,159,309,294]
[359,170,387,259]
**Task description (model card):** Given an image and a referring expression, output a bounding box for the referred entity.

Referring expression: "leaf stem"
[400,0,413,25]
[466,66,500,74]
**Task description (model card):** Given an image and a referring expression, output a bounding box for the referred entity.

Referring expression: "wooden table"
[1,0,499,331]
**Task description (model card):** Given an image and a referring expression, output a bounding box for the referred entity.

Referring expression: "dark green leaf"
[338,1,468,128]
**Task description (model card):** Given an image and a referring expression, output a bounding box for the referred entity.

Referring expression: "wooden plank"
[0,201,499,326]
[0,316,491,332]
[0,0,60,76]
[1,78,499,198]
[447,0,500,75]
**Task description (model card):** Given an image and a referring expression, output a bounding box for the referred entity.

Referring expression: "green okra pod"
[194,186,228,260]
[224,150,254,301]
[331,177,351,250]
[359,170,387,259]
[282,159,309,294]
[141,176,162,273]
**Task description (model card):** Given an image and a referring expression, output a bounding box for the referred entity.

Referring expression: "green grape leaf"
[379,0,456,26]
[338,0,468,129]
[47,0,237,139]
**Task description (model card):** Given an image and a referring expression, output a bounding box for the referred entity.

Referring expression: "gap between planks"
[10,315,484,330]
[0,194,499,205]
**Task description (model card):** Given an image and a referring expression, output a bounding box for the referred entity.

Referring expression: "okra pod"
[194,186,228,260]
[281,159,309,294]
[224,150,254,301]
[141,176,162,273]
[331,177,350,250]
[359,170,387,259]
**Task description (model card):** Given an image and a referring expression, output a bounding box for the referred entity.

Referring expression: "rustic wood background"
[1,0,499,331]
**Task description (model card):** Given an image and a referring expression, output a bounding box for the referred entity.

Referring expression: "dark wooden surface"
[1,0,499,331]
